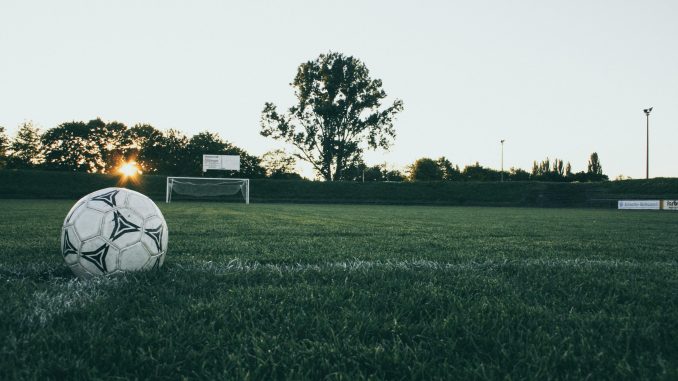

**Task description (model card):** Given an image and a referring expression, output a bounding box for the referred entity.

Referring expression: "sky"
[1,0,676,179]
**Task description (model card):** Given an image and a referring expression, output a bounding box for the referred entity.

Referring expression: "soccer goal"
[166,177,250,204]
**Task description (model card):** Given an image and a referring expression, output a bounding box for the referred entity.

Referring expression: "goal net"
[166,177,250,204]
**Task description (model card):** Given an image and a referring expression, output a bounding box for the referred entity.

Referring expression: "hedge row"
[1,169,677,208]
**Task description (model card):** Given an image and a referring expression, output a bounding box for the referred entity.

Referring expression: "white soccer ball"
[61,187,168,279]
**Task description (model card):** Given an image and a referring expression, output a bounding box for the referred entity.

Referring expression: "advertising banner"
[617,200,660,210]
[662,200,678,210]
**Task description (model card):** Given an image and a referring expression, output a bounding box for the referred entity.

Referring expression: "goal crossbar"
[166,177,250,204]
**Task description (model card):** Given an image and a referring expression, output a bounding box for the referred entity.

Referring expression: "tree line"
[407,153,607,182]
[0,120,299,179]
[0,120,608,182]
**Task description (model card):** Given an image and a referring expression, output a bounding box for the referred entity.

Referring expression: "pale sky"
[1,0,676,179]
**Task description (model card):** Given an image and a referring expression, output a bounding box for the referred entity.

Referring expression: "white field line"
[0,262,60,280]
[6,258,677,326]
[175,258,678,275]
[21,277,126,327]
[3,258,676,280]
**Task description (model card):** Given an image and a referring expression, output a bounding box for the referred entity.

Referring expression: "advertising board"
[617,200,660,210]
[202,155,240,172]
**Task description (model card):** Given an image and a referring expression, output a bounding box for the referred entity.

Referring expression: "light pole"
[500,139,505,182]
[643,107,652,179]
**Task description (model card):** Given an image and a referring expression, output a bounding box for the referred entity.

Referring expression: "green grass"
[1,200,677,380]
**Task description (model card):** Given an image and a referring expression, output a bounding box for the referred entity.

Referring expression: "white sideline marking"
[22,277,125,327]
[176,258,678,275]
[5,258,676,326]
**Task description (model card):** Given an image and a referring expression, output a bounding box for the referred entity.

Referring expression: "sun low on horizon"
[118,161,142,178]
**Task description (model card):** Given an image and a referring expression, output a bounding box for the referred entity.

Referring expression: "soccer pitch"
[1,200,677,379]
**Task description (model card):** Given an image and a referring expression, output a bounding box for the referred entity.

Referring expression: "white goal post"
[166,177,250,204]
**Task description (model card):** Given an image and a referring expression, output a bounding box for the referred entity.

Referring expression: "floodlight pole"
[500,139,505,182]
[644,107,652,179]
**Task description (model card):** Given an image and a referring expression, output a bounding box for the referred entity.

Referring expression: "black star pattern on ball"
[62,230,78,257]
[81,243,109,273]
[110,211,141,241]
[91,190,119,207]
[144,225,164,252]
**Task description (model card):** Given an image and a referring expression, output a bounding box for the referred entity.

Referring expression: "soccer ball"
[61,187,168,279]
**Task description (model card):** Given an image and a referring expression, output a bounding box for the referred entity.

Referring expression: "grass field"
[1,200,677,380]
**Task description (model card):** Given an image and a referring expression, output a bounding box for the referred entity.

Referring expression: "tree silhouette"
[553,159,564,177]
[138,129,189,175]
[587,152,602,175]
[339,162,404,182]
[41,118,129,173]
[7,121,42,168]
[42,121,92,171]
[89,119,127,172]
[125,124,163,172]
[462,162,501,181]
[383,168,405,182]
[586,152,607,181]
[530,157,569,181]
[436,157,461,181]
[409,158,442,181]
[261,52,403,181]
[508,167,530,181]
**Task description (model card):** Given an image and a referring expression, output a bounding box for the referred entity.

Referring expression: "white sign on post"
[202,155,240,172]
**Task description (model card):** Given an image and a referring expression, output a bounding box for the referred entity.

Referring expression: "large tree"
[261,52,403,181]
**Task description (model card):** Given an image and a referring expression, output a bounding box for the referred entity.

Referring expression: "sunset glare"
[118,161,141,177]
